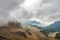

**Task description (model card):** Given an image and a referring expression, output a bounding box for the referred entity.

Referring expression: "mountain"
[27,21,41,26]
[41,21,60,34]
[0,21,55,40]
[26,20,60,35]
[26,20,44,29]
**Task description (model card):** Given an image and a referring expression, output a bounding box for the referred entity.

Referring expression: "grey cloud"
[1,0,59,24]
[0,0,24,25]
[35,0,60,21]
[18,0,60,22]
[0,0,24,19]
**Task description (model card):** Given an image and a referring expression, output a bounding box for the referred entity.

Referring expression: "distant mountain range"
[26,20,44,29]
[26,20,60,34]
[27,20,42,27]
[42,21,60,34]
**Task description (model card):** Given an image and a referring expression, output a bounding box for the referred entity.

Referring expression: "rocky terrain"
[0,21,55,40]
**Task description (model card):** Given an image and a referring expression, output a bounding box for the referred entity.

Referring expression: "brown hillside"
[0,21,55,40]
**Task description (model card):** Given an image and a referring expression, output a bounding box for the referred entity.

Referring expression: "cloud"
[0,0,24,18]
[17,0,60,22]
[0,0,60,25]
[0,0,24,25]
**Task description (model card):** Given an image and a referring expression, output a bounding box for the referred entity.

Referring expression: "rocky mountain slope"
[0,21,55,40]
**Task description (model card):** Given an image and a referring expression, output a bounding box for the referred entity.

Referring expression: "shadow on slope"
[0,21,55,40]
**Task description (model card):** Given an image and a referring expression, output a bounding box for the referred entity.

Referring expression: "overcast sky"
[0,0,60,25]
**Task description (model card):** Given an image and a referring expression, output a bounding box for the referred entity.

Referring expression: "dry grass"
[0,22,55,40]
